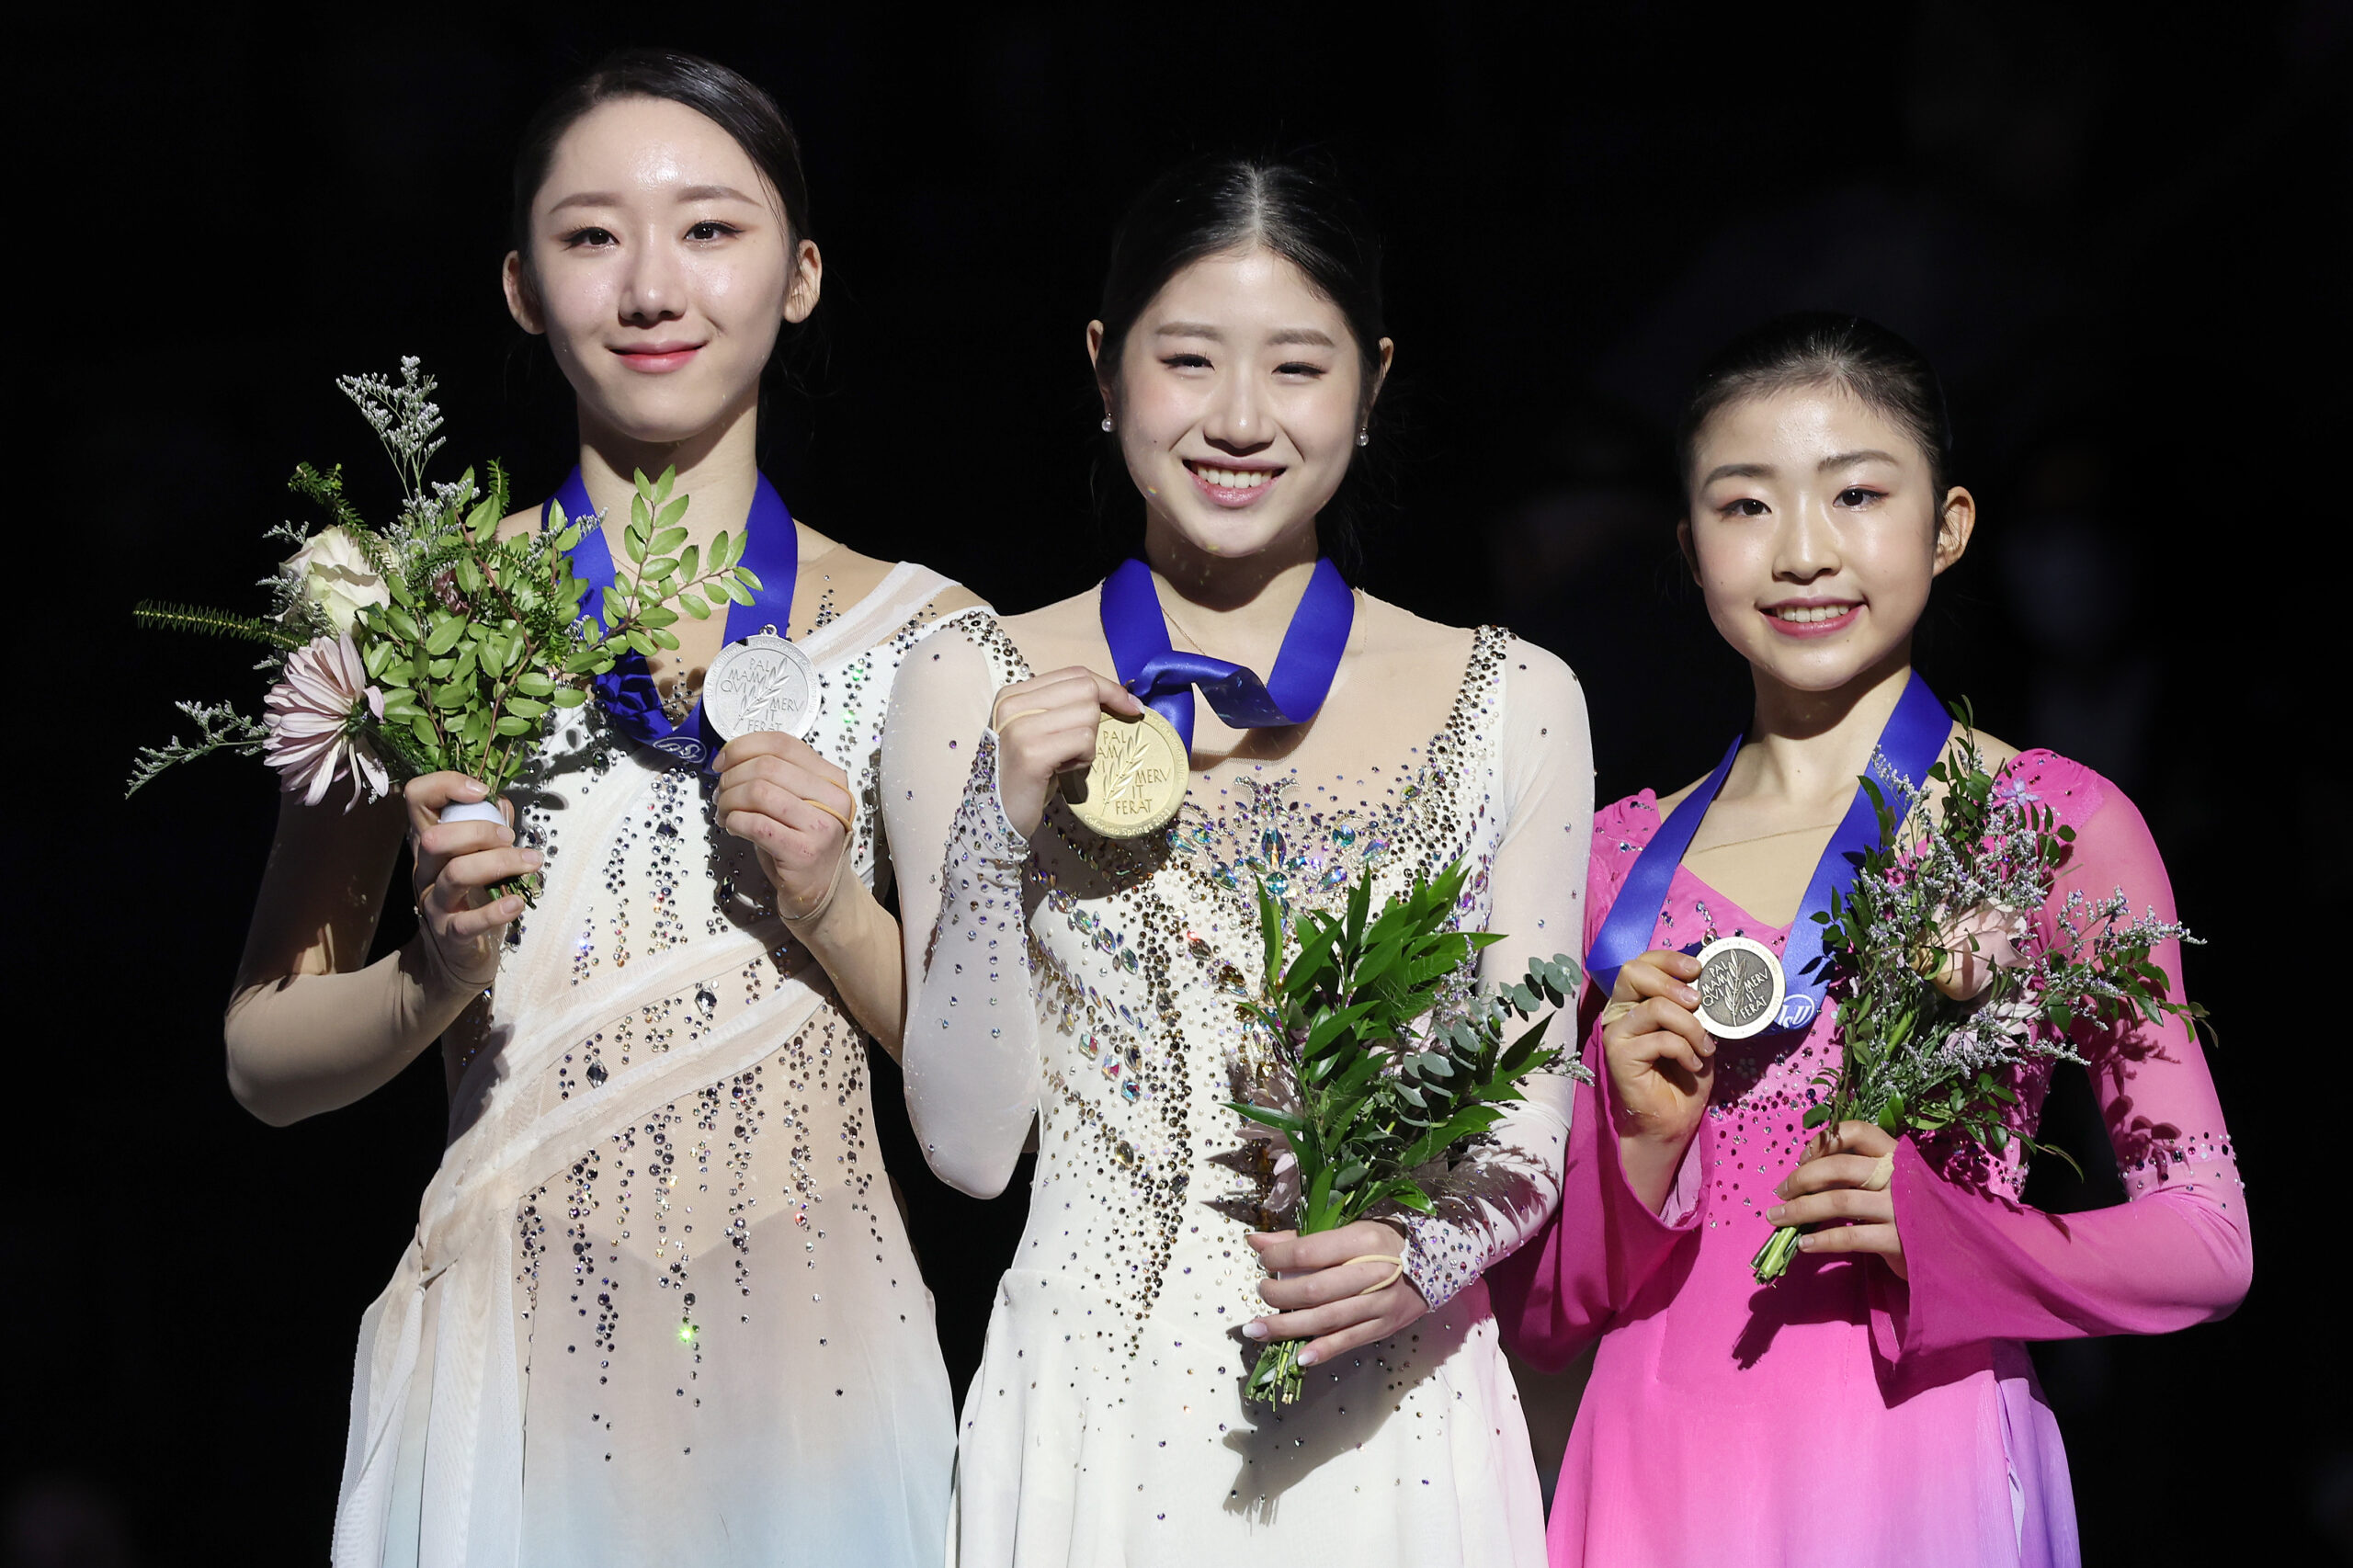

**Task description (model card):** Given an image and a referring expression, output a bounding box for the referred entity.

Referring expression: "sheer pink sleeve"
[1491,796,1711,1373]
[1882,756,2251,1359]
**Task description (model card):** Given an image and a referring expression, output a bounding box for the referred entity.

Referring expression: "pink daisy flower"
[264,632,389,809]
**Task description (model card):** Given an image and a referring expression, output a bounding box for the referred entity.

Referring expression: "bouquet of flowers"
[1229,859,1586,1404]
[127,360,758,896]
[1750,720,2206,1283]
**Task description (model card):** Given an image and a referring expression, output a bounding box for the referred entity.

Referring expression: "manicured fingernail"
[1766,1205,1786,1221]
[1242,1322,1267,1340]
[1297,1349,1319,1367]
[1772,1179,1788,1199]
[526,851,544,869]
[1797,1234,1816,1250]
[462,778,486,796]
[1677,985,1699,1006]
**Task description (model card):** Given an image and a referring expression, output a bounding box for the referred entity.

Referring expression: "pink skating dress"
[1490,750,2250,1568]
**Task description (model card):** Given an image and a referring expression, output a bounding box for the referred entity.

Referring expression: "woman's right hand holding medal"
[990,667,1143,840]
[1600,948,1715,1212]
[404,772,539,994]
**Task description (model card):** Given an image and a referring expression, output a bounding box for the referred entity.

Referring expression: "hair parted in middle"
[1092,153,1394,572]
[1676,312,1956,502]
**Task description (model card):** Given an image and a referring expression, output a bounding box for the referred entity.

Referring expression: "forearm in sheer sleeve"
[1491,1031,1713,1370]
[881,626,1042,1199]
[224,948,475,1125]
[1489,766,1709,1369]
[1887,781,2251,1358]
[1394,643,1593,1310]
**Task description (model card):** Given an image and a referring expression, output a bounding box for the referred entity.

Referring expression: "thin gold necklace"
[1686,821,1846,856]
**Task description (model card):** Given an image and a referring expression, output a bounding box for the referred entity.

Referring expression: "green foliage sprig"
[129,362,763,911]
[1230,858,1586,1405]
[1750,714,2207,1283]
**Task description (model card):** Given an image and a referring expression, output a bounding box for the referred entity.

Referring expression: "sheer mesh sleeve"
[1395,641,1594,1308]
[881,621,1040,1199]
[1489,794,1713,1369]
[1883,759,2251,1358]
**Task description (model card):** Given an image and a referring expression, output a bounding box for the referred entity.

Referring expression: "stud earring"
[1101,415,1115,433]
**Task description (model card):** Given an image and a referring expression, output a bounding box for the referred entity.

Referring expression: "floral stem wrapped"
[1751,714,2208,1283]
[130,360,757,904]
[1229,859,1586,1404]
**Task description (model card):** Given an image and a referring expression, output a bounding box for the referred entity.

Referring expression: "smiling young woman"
[222,50,983,1568]
[878,156,1592,1565]
[1490,314,2250,1568]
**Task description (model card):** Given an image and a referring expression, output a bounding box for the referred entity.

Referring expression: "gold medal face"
[1063,707,1188,838]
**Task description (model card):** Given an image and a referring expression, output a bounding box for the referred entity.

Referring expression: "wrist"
[1617,1126,1698,1217]
[781,854,877,949]
[400,934,494,1031]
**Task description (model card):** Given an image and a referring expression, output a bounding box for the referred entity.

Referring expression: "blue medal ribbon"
[543,467,800,770]
[1586,671,1953,1036]
[1097,556,1356,752]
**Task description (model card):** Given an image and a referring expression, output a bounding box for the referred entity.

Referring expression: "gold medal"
[1062,707,1188,838]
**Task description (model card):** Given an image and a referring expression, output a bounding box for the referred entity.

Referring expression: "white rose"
[283,526,390,635]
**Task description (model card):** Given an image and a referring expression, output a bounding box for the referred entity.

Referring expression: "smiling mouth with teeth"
[1768,604,1859,623]
[1187,461,1279,490]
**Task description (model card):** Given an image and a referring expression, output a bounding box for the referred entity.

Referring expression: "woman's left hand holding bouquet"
[1242,1221,1429,1370]
[1766,1120,1909,1278]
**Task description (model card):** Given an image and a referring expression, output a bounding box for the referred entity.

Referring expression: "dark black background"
[15,3,2348,1563]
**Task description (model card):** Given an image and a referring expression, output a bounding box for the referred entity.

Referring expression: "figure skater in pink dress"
[1492,312,2249,1568]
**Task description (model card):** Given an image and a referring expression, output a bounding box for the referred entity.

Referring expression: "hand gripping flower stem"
[1749,713,2207,1283]
[1229,860,1585,1404]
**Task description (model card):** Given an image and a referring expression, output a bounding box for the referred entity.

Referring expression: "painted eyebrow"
[546,185,765,214]
[1820,449,1899,470]
[1701,461,1774,486]
[1153,324,1336,349]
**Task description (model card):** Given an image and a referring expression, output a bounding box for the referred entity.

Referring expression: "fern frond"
[134,600,307,650]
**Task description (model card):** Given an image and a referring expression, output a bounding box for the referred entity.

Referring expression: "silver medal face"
[701,625,817,741]
[1693,935,1788,1040]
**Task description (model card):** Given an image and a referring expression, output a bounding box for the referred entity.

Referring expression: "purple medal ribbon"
[1586,671,1953,1036]
[1097,556,1356,753]
[543,467,799,771]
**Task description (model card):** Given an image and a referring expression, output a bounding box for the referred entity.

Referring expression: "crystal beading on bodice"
[882,607,1594,1565]
[332,563,976,1568]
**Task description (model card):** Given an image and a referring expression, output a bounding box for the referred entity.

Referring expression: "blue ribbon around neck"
[544,466,800,770]
[1586,671,1954,1037]
[1097,556,1356,753]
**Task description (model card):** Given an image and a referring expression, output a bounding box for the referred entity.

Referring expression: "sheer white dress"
[332,565,979,1568]
[880,601,1593,1566]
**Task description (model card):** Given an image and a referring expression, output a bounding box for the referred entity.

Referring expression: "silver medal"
[1692,935,1787,1040]
[700,623,818,741]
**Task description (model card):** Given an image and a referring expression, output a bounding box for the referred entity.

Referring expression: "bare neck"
[1140,512,1323,669]
[575,393,765,547]
[1726,644,1916,816]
